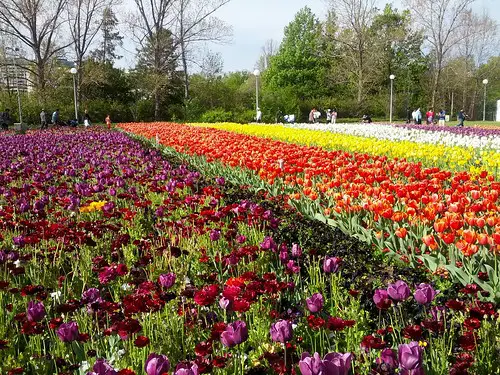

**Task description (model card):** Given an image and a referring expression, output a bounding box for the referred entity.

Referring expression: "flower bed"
[189,123,499,176]
[1,128,499,374]
[119,123,500,302]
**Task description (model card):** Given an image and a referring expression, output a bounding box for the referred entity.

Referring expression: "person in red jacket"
[426,108,435,125]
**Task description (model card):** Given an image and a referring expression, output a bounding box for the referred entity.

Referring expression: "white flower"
[50,290,62,300]
[121,283,131,291]
[80,361,90,372]
[14,259,21,268]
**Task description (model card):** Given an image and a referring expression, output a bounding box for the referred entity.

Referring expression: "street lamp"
[482,79,488,122]
[6,47,23,124]
[389,74,395,123]
[70,67,78,122]
[253,69,260,121]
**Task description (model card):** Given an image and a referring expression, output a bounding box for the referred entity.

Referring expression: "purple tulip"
[220,320,248,348]
[90,359,117,375]
[145,353,170,375]
[81,288,101,304]
[279,247,289,263]
[219,297,232,310]
[57,321,80,342]
[414,283,438,305]
[215,177,225,185]
[209,229,221,241]
[235,234,246,244]
[12,236,25,247]
[387,280,411,302]
[299,352,352,375]
[377,348,398,368]
[291,243,302,258]
[398,342,424,373]
[373,289,392,309]
[174,362,199,375]
[323,256,341,273]
[306,293,324,313]
[27,301,46,322]
[260,236,277,252]
[158,273,176,289]
[270,319,293,343]
[286,260,300,273]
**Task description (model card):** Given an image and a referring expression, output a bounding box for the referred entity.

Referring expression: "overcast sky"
[116,0,500,72]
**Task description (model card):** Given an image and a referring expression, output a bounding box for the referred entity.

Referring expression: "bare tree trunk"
[181,38,189,99]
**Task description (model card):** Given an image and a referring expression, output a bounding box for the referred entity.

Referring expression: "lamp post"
[483,79,488,122]
[389,74,395,123]
[70,67,78,122]
[6,47,23,124]
[253,69,260,121]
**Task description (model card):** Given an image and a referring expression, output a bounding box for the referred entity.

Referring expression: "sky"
[116,0,500,72]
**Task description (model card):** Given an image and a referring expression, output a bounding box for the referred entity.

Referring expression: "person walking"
[415,108,422,125]
[457,109,467,127]
[426,108,435,125]
[1,109,12,131]
[331,109,337,124]
[309,108,316,123]
[40,109,48,129]
[438,109,446,126]
[83,109,91,127]
[326,109,332,123]
[105,114,112,130]
[52,109,60,126]
[256,108,262,123]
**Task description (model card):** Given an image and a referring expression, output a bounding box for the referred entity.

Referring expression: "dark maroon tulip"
[220,320,248,348]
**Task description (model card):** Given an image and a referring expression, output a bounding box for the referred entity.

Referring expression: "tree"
[135,28,180,120]
[404,0,476,108]
[0,0,69,91]
[172,0,232,99]
[265,7,326,101]
[327,0,378,109]
[67,0,114,109]
[90,6,123,64]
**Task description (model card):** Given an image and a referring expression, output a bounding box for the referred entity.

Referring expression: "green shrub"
[199,108,233,123]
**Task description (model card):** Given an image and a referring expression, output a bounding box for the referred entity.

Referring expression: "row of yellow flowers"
[189,123,499,177]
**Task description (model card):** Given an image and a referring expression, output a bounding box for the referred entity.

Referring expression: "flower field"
[1,126,499,375]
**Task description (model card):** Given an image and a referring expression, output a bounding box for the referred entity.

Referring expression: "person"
[415,108,422,125]
[411,109,417,124]
[457,109,467,127]
[83,109,91,127]
[426,108,434,125]
[105,114,112,129]
[438,109,446,126]
[52,109,60,126]
[68,118,78,127]
[256,108,262,123]
[362,114,372,123]
[284,114,295,124]
[314,109,321,123]
[1,109,12,131]
[331,109,338,124]
[326,109,332,123]
[309,108,316,123]
[40,109,48,129]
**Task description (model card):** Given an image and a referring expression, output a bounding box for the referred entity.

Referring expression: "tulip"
[145,353,170,375]
[209,229,221,241]
[270,319,293,343]
[291,243,302,258]
[81,288,101,304]
[387,280,411,302]
[378,348,398,368]
[158,273,176,289]
[90,359,118,375]
[323,256,341,273]
[414,283,438,305]
[299,351,352,375]
[174,362,199,375]
[373,289,392,309]
[27,301,46,322]
[220,321,248,348]
[260,236,277,252]
[398,342,424,374]
[306,293,324,313]
[219,297,232,310]
[57,321,80,342]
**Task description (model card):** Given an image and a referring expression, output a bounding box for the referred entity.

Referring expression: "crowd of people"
[0,108,113,131]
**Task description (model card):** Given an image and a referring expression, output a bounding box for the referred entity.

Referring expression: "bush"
[199,108,233,123]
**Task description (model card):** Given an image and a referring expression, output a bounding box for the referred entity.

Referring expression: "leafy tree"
[265,7,327,101]
[90,7,123,64]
